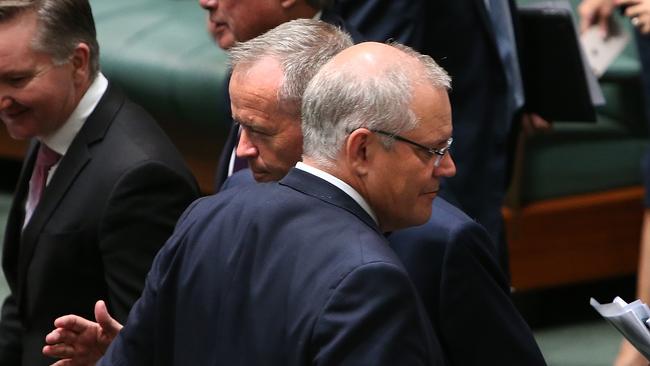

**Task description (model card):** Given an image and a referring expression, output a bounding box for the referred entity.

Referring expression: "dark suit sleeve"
[333,0,424,49]
[98,161,197,323]
[0,294,23,364]
[99,198,203,366]
[439,222,546,365]
[311,262,438,366]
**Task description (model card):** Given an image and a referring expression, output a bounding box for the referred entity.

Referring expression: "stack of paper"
[590,297,650,360]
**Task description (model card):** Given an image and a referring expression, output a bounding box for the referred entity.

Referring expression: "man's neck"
[285,3,320,21]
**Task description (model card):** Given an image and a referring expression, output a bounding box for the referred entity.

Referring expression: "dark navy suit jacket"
[222,169,547,365]
[388,199,546,365]
[334,0,525,273]
[100,168,445,365]
[213,10,366,190]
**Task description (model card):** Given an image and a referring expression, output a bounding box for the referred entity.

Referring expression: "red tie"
[25,144,61,223]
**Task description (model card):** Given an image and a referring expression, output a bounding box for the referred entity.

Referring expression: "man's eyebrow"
[233,118,255,128]
[0,68,32,77]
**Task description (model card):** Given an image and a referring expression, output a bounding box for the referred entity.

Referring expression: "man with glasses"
[47,22,452,365]
[371,130,453,165]
[46,21,544,366]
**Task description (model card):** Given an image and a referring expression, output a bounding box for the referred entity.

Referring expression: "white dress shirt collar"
[41,72,109,156]
[295,161,378,225]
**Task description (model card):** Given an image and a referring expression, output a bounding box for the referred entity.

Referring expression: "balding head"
[301,41,455,232]
[302,42,451,166]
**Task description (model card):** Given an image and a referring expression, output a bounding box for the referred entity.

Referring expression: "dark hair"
[0,0,100,77]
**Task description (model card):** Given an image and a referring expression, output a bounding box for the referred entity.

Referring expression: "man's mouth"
[422,188,439,196]
[210,18,227,29]
[1,105,29,120]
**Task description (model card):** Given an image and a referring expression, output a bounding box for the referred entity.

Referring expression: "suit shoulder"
[391,198,482,241]
[99,98,188,169]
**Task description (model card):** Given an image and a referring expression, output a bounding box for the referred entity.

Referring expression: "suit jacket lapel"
[279,168,380,234]
[2,142,37,291]
[17,83,125,301]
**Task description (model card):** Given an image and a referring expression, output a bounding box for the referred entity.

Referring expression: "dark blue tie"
[487,0,524,112]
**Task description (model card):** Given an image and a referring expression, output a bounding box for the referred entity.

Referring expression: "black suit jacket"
[388,198,547,365]
[213,10,366,191]
[100,168,446,365]
[0,83,199,366]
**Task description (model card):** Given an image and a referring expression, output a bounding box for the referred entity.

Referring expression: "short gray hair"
[0,0,100,78]
[301,43,451,166]
[228,18,353,115]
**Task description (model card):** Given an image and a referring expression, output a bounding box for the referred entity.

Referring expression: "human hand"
[521,113,552,136]
[578,0,617,35]
[613,339,649,366]
[616,0,650,34]
[42,300,123,366]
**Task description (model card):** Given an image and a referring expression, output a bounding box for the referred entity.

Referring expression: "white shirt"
[24,72,109,224]
[295,161,378,225]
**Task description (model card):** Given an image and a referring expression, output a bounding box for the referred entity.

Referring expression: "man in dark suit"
[333,0,551,276]
[203,0,365,189]
[0,1,198,365]
[44,17,546,366]
[47,21,452,365]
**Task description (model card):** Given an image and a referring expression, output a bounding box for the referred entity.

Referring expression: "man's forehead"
[232,55,283,80]
[411,85,452,138]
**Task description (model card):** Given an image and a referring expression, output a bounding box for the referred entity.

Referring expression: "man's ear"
[280,0,298,9]
[346,128,374,176]
[70,42,91,86]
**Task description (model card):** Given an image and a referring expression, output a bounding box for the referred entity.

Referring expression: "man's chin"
[252,171,272,183]
[421,191,438,201]
[215,32,235,50]
[2,121,33,140]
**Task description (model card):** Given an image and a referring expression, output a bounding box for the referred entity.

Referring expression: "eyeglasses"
[371,129,453,167]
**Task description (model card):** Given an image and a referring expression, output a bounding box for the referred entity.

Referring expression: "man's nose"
[0,95,13,112]
[199,0,217,10]
[235,128,258,159]
[435,153,456,178]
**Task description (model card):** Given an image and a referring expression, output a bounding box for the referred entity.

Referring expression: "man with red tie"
[0,1,198,365]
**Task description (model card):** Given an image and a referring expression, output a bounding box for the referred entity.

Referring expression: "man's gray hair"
[301,43,451,166]
[0,0,100,78]
[228,18,353,114]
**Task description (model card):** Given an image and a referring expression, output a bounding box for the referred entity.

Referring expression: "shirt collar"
[295,161,378,225]
[41,72,109,155]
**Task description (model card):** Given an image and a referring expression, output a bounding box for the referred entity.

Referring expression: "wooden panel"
[505,186,644,290]
[156,119,223,194]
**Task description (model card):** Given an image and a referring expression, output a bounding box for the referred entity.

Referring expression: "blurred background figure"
[580,0,650,364]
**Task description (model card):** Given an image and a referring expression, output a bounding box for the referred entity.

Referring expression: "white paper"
[580,21,630,78]
[591,297,650,360]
